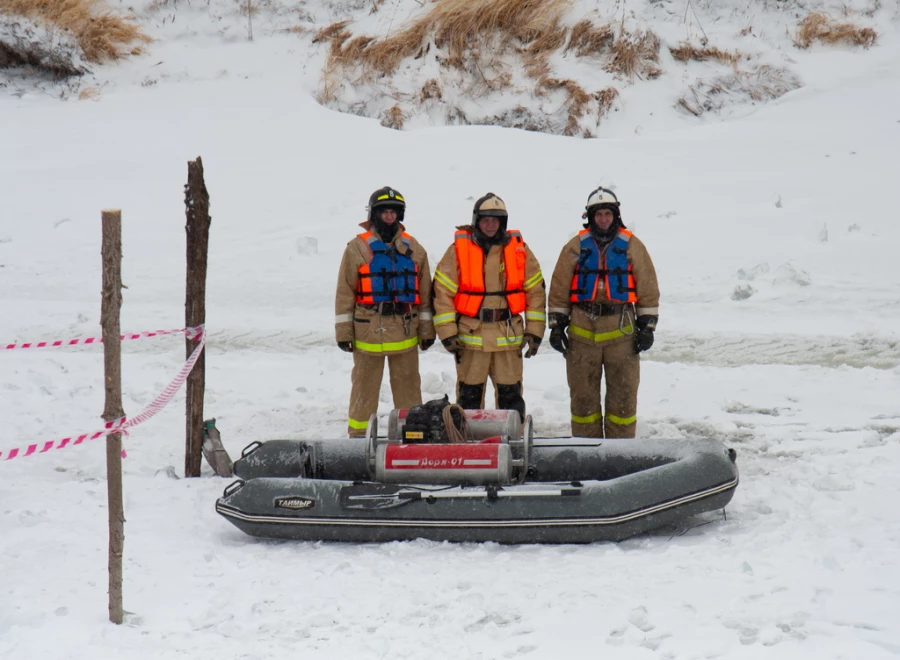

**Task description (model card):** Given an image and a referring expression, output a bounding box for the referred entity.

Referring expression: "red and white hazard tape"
[1,417,127,460]
[1,326,206,462]
[3,325,203,350]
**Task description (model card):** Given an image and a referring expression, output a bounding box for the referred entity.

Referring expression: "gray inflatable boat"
[215,409,738,544]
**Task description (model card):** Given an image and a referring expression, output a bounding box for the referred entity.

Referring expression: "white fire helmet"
[583,186,622,225]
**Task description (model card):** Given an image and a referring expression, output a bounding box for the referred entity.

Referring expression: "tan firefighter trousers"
[348,350,422,437]
[566,336,640,438]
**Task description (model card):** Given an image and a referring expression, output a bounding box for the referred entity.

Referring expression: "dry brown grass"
[335,35,377,64]
[316,21,370,103]
[313,19,352,49]
[419,78,443,102]
[323,0,572,77]
[565,19,613,57]
[381,104,405,130]
[0,0,150,62]
[595,86,619,118]
[537,76,590,112]
[78,85,100,100]
[523,20,567,56]
[793,12,877,49]
[359,21,430,73]
[522,52,551,79]
[533,78,619,137]
[606,29,661,80]
[669,41,742,66]
[310,0,666,138]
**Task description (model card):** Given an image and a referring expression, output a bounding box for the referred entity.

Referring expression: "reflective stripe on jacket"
[453,228,526,316]
[356,231,420,305]
[570,229,637,304]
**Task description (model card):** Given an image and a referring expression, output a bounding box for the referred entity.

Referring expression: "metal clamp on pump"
[508,415,533,484]
[365,413,379,475]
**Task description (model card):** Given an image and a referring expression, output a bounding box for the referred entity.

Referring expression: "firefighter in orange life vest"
[335,187,436,437]
[432,193,546,421]
[547,187,659,438]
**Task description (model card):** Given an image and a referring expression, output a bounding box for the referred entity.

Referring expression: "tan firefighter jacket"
[548,231,659,347]
[432,228,546,352]
[334,221,435,356]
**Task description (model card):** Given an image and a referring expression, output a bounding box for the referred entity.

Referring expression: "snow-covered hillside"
[2,1,899,659]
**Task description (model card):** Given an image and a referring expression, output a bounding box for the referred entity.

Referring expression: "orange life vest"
[453,229,526,317]
[356,231,420,305]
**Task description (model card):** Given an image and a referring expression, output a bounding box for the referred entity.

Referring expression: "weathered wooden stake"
[185,157,211,478]
[101,209,125,625]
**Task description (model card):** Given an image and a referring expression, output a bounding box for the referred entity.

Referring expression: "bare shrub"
[0,0,150,63]
[606,29,661,80]
[669,41,742,66]
[565,19,613,57]
[676,65,802,116]
[793,12,877,49]
[381,104,406,130]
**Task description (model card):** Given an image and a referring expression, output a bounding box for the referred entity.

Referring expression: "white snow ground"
[2,1,900,658]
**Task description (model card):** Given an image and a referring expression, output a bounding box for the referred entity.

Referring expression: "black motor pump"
[401,395,467,443]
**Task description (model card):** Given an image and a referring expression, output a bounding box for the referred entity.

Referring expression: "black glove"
[419,338,435,351]
[442,335,463,364]
[548,313,569,356]
[442,335,462,353]
[337,341,353,353]
[522,333,541,358]
[634,315,657,354]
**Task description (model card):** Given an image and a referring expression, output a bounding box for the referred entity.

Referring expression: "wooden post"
[101,209,125,625]
[184,157,211,477]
